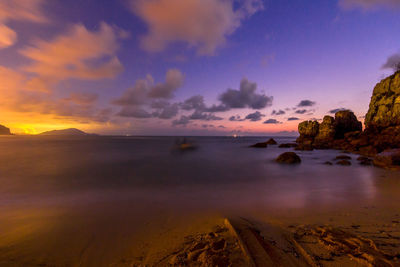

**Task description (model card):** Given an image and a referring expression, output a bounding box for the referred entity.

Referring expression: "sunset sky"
[0,0,399,135]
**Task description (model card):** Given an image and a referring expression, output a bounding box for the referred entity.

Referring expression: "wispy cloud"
[0,0,47,49]
[20,22,126,91]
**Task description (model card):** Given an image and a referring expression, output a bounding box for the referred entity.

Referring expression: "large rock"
[314,116,335,147]
[298,121,319,137]
[333,110,362,139]
[365,71,400,129]
[0,124,11,135]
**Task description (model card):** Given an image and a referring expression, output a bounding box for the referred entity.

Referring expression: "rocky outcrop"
[296,110,362,150]
[333,110,362,138]
[365,71,400,129]
[295,71,400,169]
[0,124,11,135]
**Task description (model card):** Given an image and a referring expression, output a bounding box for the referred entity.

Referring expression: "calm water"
[1,136,399,266]
[0,135,398,210]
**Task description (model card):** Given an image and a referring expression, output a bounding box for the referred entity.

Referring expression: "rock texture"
[365,71,400,129]
[0,124,11,135]
[295,71,400,169]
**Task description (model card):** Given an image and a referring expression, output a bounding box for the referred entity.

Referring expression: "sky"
[0,0,399,136]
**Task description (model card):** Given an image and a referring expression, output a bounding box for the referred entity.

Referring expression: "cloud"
[229,115,244,121]
[0,65,114,124]
[219,78,273,109]
[263,119,282,124]
[188,110,223,121]
[130,0,263,55]
[297,100,316,107]
[0,0,47,49]
[287,117,299,121]
[117,107,153,118]
[329,108,347,114]
[20,22,126,90]
[244,111,265,121]
[65,92,98,105]
[339,0,400,10]
[180,95,206,111]
[382,53,400,72]
[151,101,180,119]
[295,109,308,114]
[172,115,190,126]
[114,69,184,107]
[147,69,184,98]
[0,24,17,48]
[271,109,285,115]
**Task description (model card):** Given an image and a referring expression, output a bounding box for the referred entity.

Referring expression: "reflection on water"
[0,136,399,265]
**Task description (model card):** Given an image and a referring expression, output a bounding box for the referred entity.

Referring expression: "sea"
[0,135,399,265]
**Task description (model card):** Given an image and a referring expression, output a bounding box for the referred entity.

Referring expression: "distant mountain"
[0,124,12,135]
[39,128,95,136]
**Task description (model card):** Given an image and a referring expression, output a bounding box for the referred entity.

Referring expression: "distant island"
[38,128,96,136]
[0,124,12,135]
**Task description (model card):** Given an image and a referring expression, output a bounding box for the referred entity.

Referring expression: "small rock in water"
[335,155,352,160]
[276,152,301,164]
[336,160,351,166]
[324,161,333,165]
[266,138,277,145]
[250,142,268,148]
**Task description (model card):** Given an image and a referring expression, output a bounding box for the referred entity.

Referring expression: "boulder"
[266,138,277,145]
[333,110,362,139]
[275,152,301,164]
[335,155,352,160]
[298,121,319,137]
[250,142,268,148]
[365,71,400,129]
[373,149,400,170]
[0,124,11,135]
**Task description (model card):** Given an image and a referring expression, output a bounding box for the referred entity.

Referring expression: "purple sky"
[0,0,399,135]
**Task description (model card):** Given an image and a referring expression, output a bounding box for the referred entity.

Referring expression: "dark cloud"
[244,111,265,121]
[263,119,281,124]
[218,125,226,129]
[180,95,205,110]
[295,109,308,114]
[287,117,299,121]
[297,100,316,107]
[151,101,179,119]
[172,115,190,126]
[329,108,347,114]
[271,109,285,115]
[189,110,223,121]
[229,115,244,122]
[381,53,400,72]
[218,78,273,110]
[117,107,153,118]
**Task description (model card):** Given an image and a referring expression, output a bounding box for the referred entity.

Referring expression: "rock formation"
[295,71,400,169]
[0,124,11,135]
